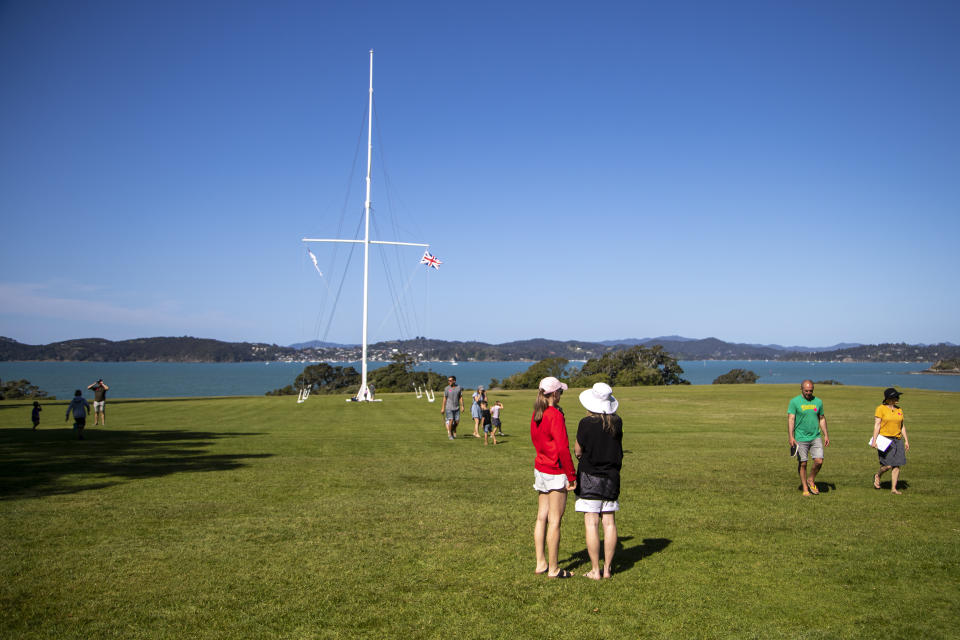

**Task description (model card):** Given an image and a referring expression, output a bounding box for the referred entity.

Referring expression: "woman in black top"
[574,382,623,580]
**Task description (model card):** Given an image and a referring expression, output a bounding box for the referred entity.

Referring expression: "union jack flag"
[420,250,442,270]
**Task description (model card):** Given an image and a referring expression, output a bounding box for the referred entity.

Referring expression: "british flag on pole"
[419,250,442,269]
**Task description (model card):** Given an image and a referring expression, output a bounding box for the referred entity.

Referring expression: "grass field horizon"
[2,384,958,639]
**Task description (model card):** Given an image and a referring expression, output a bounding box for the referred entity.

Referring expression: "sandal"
[548,569,574,579]
[808,482,820,495]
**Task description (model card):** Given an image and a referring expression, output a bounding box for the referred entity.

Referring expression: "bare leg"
[445,419,452,438]
[545,490,567,576]
[602,512,617,578]
[473,417,481,437]
[798,460,810,495]
[583,512,602,579]
[890,467,902,494]
[534,492,550,574]
[807,459,822,488]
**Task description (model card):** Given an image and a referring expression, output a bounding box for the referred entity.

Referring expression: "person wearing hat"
[870,387,910,494]
[574,382,623,580]
[530,376,576,578]
[787,380,830,496]
[470,385,487,438]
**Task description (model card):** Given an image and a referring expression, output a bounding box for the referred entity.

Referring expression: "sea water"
[0,360,956,399]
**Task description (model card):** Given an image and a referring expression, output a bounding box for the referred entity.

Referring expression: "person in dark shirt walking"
[65,390,91,440]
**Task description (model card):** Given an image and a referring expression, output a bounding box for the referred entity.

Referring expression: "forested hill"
[0,336,297,362]
[1,336,957,363]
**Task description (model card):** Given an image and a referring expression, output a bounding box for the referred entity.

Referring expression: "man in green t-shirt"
[787,380,830,496]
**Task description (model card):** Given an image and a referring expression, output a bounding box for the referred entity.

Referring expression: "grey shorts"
[445,409,460,424]
[796,437,824,462]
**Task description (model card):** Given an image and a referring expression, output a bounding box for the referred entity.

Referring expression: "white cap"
[539,376,568,394]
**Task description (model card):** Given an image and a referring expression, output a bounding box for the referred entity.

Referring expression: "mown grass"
[1,385,958,639]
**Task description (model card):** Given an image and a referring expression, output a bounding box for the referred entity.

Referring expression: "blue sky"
[1,0,957,348]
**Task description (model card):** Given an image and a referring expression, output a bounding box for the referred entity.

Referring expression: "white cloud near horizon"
[0,282,254,343]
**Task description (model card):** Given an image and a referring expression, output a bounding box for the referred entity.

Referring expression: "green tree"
[500,357,571,390]
[266,363,360,395]
[0,378,52,399]
[570,345,689,387]
[368,353,448,393]
[712,369,759,384]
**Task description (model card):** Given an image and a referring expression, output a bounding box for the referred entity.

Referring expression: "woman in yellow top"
[870,387,910,494]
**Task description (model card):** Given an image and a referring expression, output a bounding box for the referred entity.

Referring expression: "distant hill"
[776,342,960,363]
[288,340,357,350]
[749,342,863,353]
[1,336,956,363]
[0,336,297,362]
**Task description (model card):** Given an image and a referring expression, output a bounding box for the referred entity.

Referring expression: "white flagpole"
[302,51,431,403]
[360,49,374,400]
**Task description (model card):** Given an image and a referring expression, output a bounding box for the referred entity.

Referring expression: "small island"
[918,359,960,375]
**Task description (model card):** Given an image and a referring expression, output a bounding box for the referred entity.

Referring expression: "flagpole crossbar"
[302,239,429,248]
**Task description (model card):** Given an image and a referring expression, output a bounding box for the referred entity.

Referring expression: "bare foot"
[583,569,602,580]
[603,567,613,579]
[534,565,548,575]
[891,488,902,495]
[874,474,881,489]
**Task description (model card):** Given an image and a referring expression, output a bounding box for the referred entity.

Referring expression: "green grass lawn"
[2,385,958,639]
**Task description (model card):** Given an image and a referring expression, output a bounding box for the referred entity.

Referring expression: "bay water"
[0,360,956,400]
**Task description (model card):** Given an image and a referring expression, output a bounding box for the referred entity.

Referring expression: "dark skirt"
[879,437,907,467]
[575,469,620,501]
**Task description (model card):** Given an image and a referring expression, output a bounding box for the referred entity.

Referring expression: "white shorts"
[93,401,105,412]
[532,469,568,493]
[575,499,620,513]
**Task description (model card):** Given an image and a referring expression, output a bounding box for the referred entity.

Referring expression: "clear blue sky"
[1,0,957,348]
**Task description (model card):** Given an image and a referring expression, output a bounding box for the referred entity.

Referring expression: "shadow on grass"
[564,535,672,574]
[0,427,271,500]
[877,479,910,491]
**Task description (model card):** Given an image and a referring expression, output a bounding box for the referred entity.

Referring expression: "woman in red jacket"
[531,376,577,578]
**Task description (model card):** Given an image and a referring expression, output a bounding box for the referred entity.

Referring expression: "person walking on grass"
[870,387,910,495]
[531,376,576,578]
[441,375,463,440]
[574,382,623,580]
[31,401,42,430]
[787,379,830,496]
[65,390,90,440]
[87,378,109,426]
[481,401,496,446]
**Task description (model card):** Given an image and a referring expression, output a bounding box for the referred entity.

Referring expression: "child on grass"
[491,400,504,436]
[31,401,41,430]
[481,401,497,446]
[65,390,90,440]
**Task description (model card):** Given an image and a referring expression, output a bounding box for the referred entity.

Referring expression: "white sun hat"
[579,382,619,415]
